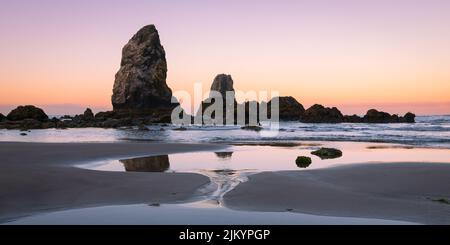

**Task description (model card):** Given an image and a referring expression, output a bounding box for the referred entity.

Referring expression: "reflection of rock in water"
[120,155,170,172]
[215,152,233,159]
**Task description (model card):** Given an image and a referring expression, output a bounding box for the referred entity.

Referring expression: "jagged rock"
[295,156,312,168]
[209,74,235,98]
[7,105,48,122]
[268,96,305,121]
[300,104,343,123]
[83,108,94,120]
[0,113,5,121]
[198,74,238,125]
[112,25,173,111]
[311,148,343,159]
[403,112,416,123]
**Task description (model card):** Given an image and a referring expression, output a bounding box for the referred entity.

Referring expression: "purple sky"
[1,0,450,115]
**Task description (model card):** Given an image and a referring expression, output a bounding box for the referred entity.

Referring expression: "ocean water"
[0,115,449,148]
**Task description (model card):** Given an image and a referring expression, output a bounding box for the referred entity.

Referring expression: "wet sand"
[224,163,450,224]
[0,142,226,222]
[1,141,450,224]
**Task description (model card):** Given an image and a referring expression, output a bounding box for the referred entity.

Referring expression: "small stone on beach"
[295,156,312,168]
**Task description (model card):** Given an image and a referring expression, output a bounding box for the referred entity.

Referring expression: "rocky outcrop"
[300,104,344,123]
[268,96,305,121]
[403,112,416,123]
[112,25,173,112]
[82,108,94,120]
[362,109,415,123]
[7,105,48,122]
[0,113,5,121]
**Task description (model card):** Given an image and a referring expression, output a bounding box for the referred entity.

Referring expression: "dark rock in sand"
[300,104,343,123]
[7,105,48,122]
[311,148,343,159]
[241,125,263,132]
[20,132,27,136]
[112,25,173,111]
[268,96,305,121]
[120,155,170,172]
[295,156,312,168]
[197,74,238,125]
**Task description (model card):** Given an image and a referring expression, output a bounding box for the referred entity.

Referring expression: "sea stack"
[112,25,173,113]
[209,74,235,98]
[198,74,238,124]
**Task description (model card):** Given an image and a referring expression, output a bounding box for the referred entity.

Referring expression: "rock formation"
[362,109,415,123]
[198,74,238,124]
[112,25,173,112]
[300,104,344,123]
[83,108,94,120]
[0,113,5,121]
[268,96,305,121]
[7,105,49,122]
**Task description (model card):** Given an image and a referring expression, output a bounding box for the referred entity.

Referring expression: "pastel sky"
[1,0,449,115]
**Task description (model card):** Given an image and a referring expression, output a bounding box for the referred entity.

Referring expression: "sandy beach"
[1,141,449,224]
[0,142,226,222]
[224,163,450,224]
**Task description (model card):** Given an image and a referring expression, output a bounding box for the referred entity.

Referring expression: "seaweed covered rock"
[311,148,343,159]
[7,105,48,122]
[363,109,415,123]
[296,156,312,168]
